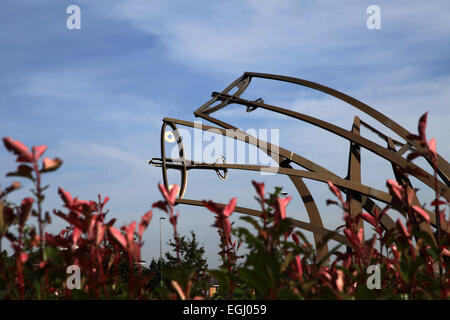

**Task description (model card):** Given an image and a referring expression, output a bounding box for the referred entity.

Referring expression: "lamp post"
[159,217,166,286]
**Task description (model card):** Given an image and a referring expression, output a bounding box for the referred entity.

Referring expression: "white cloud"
[88,0,450,74]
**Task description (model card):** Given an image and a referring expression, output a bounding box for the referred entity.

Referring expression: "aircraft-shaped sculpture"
[149,72,450,260]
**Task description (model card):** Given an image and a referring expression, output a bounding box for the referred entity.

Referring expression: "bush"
[0,113,448,299]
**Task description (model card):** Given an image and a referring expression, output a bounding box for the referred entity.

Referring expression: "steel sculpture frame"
[149,72,450,260]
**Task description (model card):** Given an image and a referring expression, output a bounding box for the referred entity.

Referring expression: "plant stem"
[432,160,443,279]
[33,162,44,259]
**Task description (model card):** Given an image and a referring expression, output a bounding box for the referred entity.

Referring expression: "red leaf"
[412,205,430,224]
[442,248,450,257]
[327,181,343,204]
[427,138,436,158]
[336,270,344,292]
[19,252,28,264]
[418,112,428,145]
[344,228,361,248]
[158,183,178,206]
[295,255,303,283]
[19,197,34,228]
[202,200,221,215]
[169,212,179,226]
[152,200,168,213]
[125,221,136,245]
[223,198,237,217]
[326,199,339,206]
[406,134,421,141]
[139,210,153,239]
[291,233,300,246]
[32,145,47,161]
[357,228,364,244]
[386,179,405,200]
[96,223,105,245]
[109,227,127,249]
[58,187,73,207]
[391,244,401,262]
[42,157,63,172]
[319,270,332,281]
[276,196,292,220]
[222,218,232,240]
[430,199,446,206]
[6,165,34,181]
[66,212,86,231]
[360,212,377,228]
[102,196,110,207]
[73,227,82,245]
[251,180,265,200]
[2,137,33,162]
[168,184,180,203]
[407,152,422,162]
[396,219,410,238]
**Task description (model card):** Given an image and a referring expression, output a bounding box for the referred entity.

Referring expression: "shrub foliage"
[0,113,449,299]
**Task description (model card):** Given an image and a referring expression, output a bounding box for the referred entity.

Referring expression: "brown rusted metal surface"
[347,116,363,239]
[149,72,450,257]
[175,198,350,247]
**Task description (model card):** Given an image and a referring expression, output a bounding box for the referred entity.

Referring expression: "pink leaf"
[168,184,180,203]
[412,205,430,224]
[251,180,265,200]
[327,181,343,204]
[427,138,436,158]
[125,221,136,245]
[58,187,73,207]
[386,179,405,200]
[96,223,105,245]
[295,255,303,283]
[19,197,34,227]
[222,219,232,240]
[32,145,47,161]
[102,196,110,206]
[336,270,344,292]
[277,196,292,220]
[223,198,237,217]
[442,248,450,257]
[73,227,82,245]
[158,183,178,206]
[396,219,410,238]
[360,212,377,228]
[109,227,127,249]
[42,157,63,172]
[139,210,153,239]
[2,137,33,163]
[20,252,28,264]
[357,228,364,244]
[202,200,221,215]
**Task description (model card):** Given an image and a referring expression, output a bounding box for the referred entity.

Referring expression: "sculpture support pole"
[347,116,364,238]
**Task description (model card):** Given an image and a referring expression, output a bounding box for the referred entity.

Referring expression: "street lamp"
[159,217,166,286]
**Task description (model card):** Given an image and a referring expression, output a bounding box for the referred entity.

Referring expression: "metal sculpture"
[149,72,450,260]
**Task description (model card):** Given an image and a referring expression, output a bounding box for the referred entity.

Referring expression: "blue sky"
[1,0,449,268]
